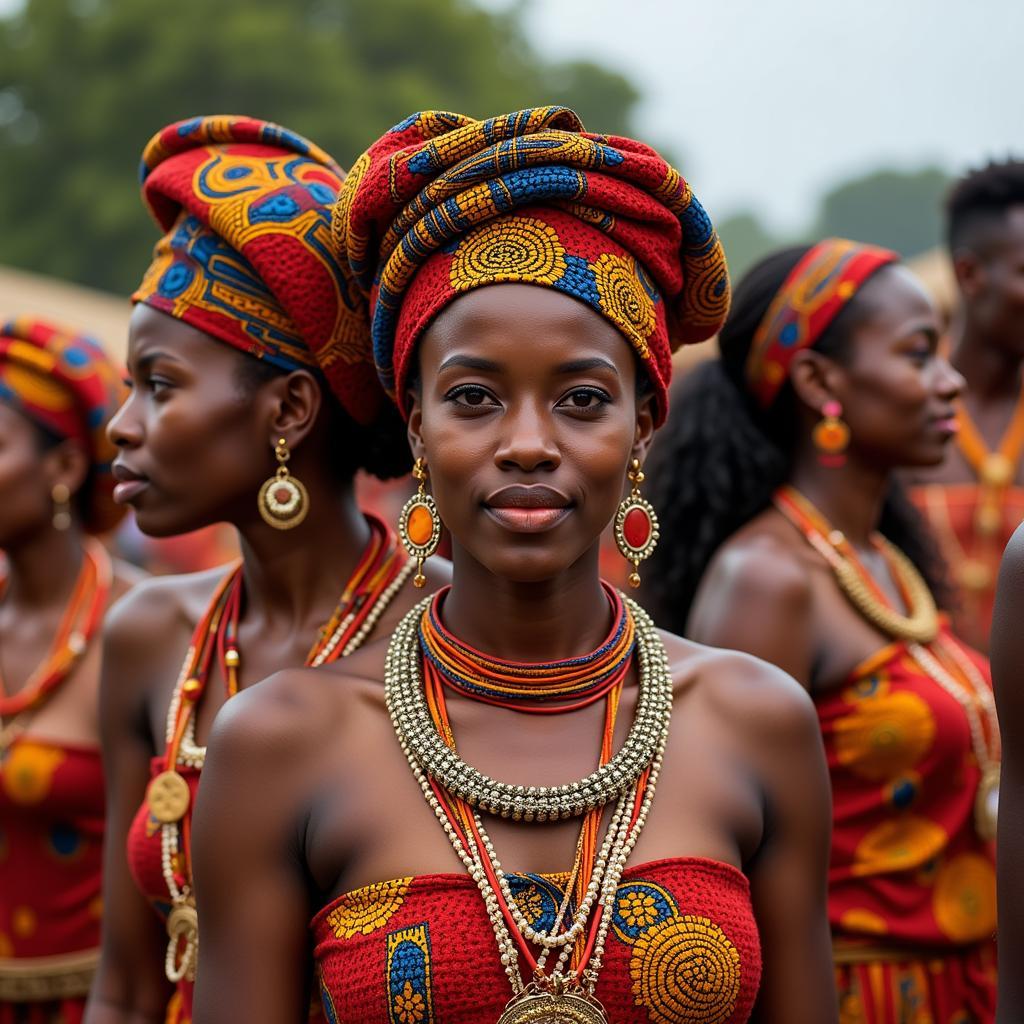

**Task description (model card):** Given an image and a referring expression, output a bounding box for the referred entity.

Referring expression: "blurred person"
[909,160,1024,653]
[190,106,836,1024]
[0,318,142,1024]
[85,117,448,1024]
[989,526,1023,1023]
[643,241,998,1023]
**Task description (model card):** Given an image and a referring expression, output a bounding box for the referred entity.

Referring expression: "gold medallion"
[975,763,1000,842]
[147,770,191,823]
[496,989,608,1024]
[980,453,1014,488]
[958,558,992,592]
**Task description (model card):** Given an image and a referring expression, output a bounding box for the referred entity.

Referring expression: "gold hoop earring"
[258,437,309,530]
[51,483,72,532]
[398,458,441,588]
[614,458,659,588]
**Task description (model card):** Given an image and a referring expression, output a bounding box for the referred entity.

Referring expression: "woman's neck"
[787,450,889,549]
[3,524,85,610]
[235,483,372,632]
[440,546,613,662]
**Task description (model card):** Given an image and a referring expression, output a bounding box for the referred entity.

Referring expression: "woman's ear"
[630,390,657,466]
[263,369,323,449]
[405,387,426,464]
[43,439,90,501]
[789,350,843,416]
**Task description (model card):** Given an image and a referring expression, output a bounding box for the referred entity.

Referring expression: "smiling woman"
[188,107,838,1024]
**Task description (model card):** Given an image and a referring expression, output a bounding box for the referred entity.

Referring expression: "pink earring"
[812,400,850,468]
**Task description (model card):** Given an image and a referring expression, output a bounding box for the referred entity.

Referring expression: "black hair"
[946,159,1024,255]
[640,245,952,636]
[233,356,412,482]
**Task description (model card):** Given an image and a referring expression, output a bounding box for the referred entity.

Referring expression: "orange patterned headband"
[745,238,898,408]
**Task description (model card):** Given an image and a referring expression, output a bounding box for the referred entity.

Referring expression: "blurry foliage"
[0,0,639,293]
[717,166,952,287]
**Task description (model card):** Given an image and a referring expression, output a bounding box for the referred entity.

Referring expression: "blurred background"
[0,0,1020,572]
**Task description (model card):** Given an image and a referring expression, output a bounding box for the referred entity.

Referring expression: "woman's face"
[0,403,61,545]
[408,284,654,584]
[828,266,964,469]
[109,304,272,537]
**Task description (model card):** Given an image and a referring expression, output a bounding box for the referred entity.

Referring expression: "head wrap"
[0,317,126,533]
[132,115,381,424]
[745,238,899,408]
[329,107,730,425]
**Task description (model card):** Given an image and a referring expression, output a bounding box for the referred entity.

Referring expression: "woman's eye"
[147,376,173,395]
[446,385,497,408]
[558,388,610,412]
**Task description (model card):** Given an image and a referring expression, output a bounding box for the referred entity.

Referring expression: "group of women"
[0,106,1017,1024]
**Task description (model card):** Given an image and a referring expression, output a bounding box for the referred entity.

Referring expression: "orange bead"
[407,504,435,547]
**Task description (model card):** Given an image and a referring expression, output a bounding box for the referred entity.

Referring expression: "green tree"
[0,0,640,293]
[811,166,951,258]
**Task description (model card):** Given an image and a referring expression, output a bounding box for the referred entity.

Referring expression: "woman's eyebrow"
[437,354,502,373]
[555,357,618,375]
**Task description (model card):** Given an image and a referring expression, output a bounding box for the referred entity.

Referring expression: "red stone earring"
[813,400,850,468]
[614,458,659,588]
[399,458,442,588]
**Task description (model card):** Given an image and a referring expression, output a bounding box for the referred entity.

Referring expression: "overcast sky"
[508,0,1024,231]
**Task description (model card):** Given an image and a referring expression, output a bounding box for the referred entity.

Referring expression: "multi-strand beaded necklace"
[0,537,112,755]
[774,485,1001,842]
[147,514,412,985]
[385,585,674,1024]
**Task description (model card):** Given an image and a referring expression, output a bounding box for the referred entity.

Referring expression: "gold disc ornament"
[496,988,608,1024]
[258,437,309,530]
[146,770,191,824]
[975,763,1000,842]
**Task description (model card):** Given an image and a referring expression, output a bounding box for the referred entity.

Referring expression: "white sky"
[510,0,1024,231]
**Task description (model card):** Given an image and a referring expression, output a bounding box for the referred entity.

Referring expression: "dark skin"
[689,266,963,694]
[989,523,1024,1023]
[910,205,1024,488]
[0,403,142,749]
[85,304,449,1024]
[190,284,837,1024]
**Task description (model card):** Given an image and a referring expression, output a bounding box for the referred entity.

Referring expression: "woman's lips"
[113,478,149,504]
[485,506,571,533]
[933,416,960,436]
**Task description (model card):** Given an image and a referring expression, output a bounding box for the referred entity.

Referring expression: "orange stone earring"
[399,458,442,587]
[813,400,850,468]
[614,458,659,588]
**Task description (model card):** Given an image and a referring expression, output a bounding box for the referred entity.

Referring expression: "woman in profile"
[643,242,997,1022]
[0,317,141,1024]
[190,106,837,1024]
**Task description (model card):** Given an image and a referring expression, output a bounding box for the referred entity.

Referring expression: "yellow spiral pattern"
[324,876,412,939]
[932,852,997,943]
[591,253,656,359]
[630,915,741,1024]
[449,216,566,293]
[833,690,936,782]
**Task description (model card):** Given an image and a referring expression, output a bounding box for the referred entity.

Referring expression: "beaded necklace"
[0,537,112,754]
[149,513,412,985]
[386,588,673,1023]
[773,484,1000,842]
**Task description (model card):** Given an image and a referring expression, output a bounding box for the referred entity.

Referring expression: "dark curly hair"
[640,245,952,636]
[946,158,1024,255]
[234,357,412,482]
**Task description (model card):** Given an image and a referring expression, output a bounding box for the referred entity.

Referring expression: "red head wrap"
[745,238,899,408]
[132,115,382,425]
[0,317,126,533]
[329,107,730,425]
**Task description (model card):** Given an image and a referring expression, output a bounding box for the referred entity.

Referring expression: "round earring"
[258,437,309,530]
[398,458,441,588]
[614,458,659,589]
[813,400,850,468]
[51,483,72,532]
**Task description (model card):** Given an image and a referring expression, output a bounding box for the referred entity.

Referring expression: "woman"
[643,242,998,1022]
[85,117,448,1024]
[989,526,1024,1023]
[0,317,141,1024]
[189,106,836,1024]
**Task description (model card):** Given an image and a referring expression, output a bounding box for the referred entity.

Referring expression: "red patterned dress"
[910,483,1024,653]
[0,739,105,1024]
[312,857,760,1023]
[819,629,997,1023]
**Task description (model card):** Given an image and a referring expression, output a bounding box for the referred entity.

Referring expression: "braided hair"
[641,246,951,635]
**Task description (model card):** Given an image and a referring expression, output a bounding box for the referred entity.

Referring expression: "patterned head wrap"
[0,317,126,533]
[133,115,382,424]
[745,238,899,408]
[329,107,730,425]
